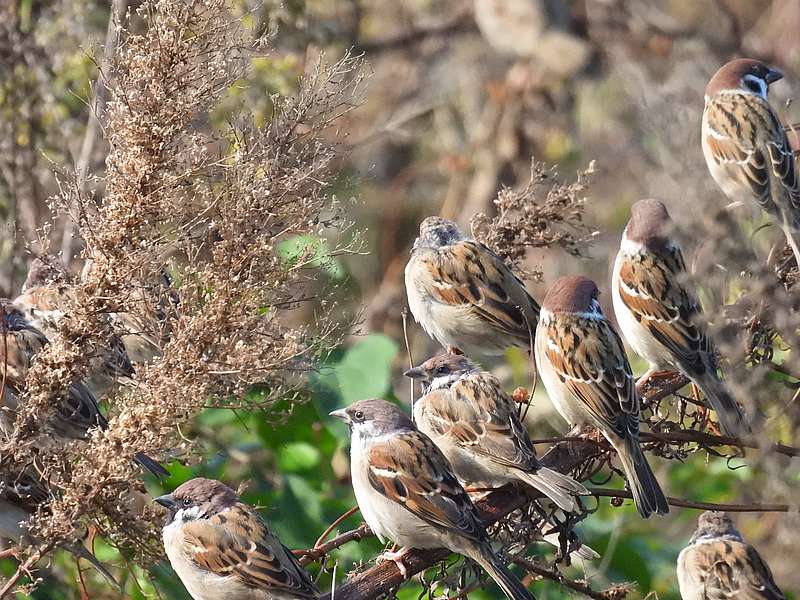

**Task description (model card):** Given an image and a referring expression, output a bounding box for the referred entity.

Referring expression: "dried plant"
[470,160,598,280]
[1,0,364,590]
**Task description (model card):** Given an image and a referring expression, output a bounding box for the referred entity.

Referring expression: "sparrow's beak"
[766,68,784,84]
[404,366,426,380]
[154,493,176,509]
[329,408,350,423]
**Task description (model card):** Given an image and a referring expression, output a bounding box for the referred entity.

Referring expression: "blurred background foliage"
[1,0,799,598]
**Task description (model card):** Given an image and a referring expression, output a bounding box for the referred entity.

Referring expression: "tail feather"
[615,438,669,519]
[68,543,120,590]
[134,452,170,479]
[470,548,535,600]
[541,531,600,560]
[697,375,751,437]
[519,467,589,513]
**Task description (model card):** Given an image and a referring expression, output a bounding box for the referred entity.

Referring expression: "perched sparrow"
[405,353,588,512]
[612,199,750,436]
[330,399,534,600]
[0,471,119,588]
[534,276,669,518]
[677,511,785,599]
[0,299,167,478]
[155,477,318,600]
[702,58,800,264]
[405,216,540,356]
[15,270,135,398]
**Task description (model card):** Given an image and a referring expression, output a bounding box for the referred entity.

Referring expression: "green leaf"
[277,442,321,472]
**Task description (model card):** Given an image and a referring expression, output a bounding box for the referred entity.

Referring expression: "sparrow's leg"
[377,546,412,578]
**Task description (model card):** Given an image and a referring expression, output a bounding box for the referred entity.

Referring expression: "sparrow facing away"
[0,299,167,478]
[330,399,534,600]
[702,58,800,264]
[612,199,750,436]
[405,353,588,512]
[677,511,785,600]
[405,216,540,356]
[156,478,318,600]
[0,470,119,588]
[534,276,669,518]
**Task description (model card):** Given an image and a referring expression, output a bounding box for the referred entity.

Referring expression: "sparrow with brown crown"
[330,399,534,600]
[702,58,800,264]
[678,511,785,599]
[405,216,540,356]
[534,276,669,518]
[156,478,319,600]
[612,199,750,436]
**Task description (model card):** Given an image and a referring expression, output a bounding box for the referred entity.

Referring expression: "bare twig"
[590,488,790,513]
[0,544,49,598]
[513,556,633,600]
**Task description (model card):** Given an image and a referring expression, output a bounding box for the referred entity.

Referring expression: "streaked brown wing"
[705,98,774,213]
[449,374,540,471]
[542,316,639,440]
[367,430,486,543]
[184,504,318,597]
[692,540,786,600]
[617,247,714,376]
[418,240,539,344]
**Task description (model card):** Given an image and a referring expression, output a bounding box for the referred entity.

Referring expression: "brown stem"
[513,556,631,600]
[313,505,360,550]
[298,524,372,567]
[590,487,790,512]
[0,545,49,598]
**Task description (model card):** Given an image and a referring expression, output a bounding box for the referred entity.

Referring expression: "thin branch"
[590,487,790,512]
[0,544,49,599]
[298,524,372,567]
[641,430,800,458]
[513,556,633,600]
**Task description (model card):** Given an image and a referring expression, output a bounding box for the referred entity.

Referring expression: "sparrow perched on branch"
[15,261,135,398]
[678,511,785,599]
[0,299,167,478]
[405,216,540,356]
[330,399,534,600]
[0,470,119,588]
[534,276,669,518]
[612,199,750,436]
[702,58,800,265]
[155,478,318,600]
[405,353,588,512]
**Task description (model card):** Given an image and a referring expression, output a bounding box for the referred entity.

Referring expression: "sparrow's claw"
[446,345,464,356]
[377,546,412,578]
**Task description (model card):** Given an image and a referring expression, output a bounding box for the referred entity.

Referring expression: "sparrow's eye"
[182,498,192,507]
[353,410,365,422]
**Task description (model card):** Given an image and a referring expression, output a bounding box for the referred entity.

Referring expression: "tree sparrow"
[14,268,135,398]
[330,399,534,600]
[405,216,540,356]
[677,511,785,599]
[155,477,318,600]
[612,199,750,436]
[534,276,669,518]
[702,58,800,264]
[404,353,588,512]
[0,299,167,478]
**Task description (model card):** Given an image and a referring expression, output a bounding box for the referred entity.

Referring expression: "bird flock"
[0,58,793,599]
